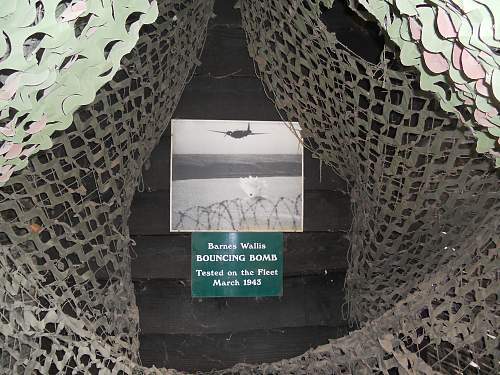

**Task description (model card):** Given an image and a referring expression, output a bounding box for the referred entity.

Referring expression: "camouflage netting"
[0,0,213,373]
[0,0,499,375]
[234,0,499,373]
[348,0,500,165]
[0,0,158,183]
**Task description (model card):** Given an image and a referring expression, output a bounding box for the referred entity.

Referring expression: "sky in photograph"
[171,120,303,154]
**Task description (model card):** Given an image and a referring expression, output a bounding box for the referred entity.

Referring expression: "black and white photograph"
[170,119,303,232]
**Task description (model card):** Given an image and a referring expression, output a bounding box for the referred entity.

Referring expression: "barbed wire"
[173,194,302,231]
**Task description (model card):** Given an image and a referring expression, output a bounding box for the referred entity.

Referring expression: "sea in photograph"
[171,176,303,231]
[172,154,301,180]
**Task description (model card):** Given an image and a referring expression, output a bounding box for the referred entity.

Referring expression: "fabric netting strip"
[0,1,213,373]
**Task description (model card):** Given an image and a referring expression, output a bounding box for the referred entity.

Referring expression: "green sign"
[191,232,283,297]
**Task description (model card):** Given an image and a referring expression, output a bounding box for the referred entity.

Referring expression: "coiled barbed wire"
[173,194,302,231]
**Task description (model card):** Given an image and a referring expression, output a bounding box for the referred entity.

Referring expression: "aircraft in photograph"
[209,123,269,139]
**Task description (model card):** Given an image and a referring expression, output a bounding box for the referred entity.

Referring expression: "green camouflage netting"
[0,0,158,185]
[238,0,499,373]
[0,0,212,373]
[345,0,500,165]
[1,0,499,374]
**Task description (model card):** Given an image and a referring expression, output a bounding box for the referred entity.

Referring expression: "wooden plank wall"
[128,0,383,371]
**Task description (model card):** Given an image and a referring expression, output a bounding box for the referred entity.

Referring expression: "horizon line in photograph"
[172,154,302,180]
[171,119,303,155]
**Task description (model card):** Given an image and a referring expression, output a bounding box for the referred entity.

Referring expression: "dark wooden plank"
[135,273,346,334]
[303,190,351,232]
[173,76,281,121]
[320,0,385,65]
[304,153,348,191]
[284,232,349,274]
[139,325,349,372]
[195,25,254,78]
[131,235,190,280]
[130,232,348,280]
[211,0,241,26]
[129,189,351,235]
